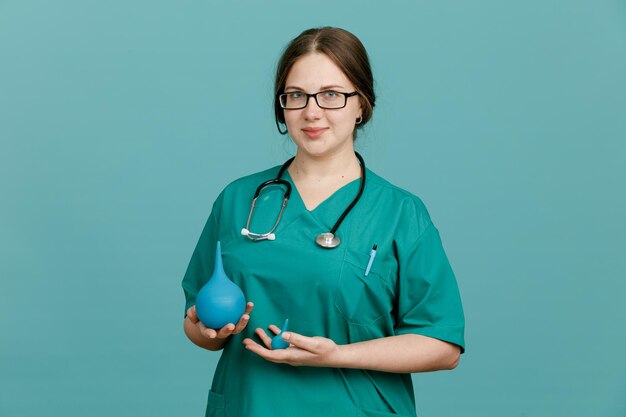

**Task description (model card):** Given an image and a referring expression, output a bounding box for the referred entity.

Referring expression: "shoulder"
[364,168,433,230]
[222,166,281,193]
[212,165,281,209]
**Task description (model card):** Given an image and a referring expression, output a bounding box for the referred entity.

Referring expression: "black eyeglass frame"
[278,91,359,110]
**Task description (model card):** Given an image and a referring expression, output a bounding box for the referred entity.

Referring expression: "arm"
[334,333,460,373]
[243,327,460,373]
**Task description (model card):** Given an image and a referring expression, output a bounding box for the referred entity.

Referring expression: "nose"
[303,95,323,120]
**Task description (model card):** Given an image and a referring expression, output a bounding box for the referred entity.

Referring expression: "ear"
[356,96,367,121]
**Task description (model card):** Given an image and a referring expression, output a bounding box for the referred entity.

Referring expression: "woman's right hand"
[187,302,255,339]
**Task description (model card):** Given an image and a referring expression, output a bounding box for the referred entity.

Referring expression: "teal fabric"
[182,166,465,417]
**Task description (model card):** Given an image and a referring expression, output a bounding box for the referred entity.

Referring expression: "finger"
[203,328,217,338]
[232,314,250,335]
[193,319,215,339]
[242,337,260,349]
[242,338,268,356]
[254,328,274,349]
[232,302,255,334]
[243,338,288,363]
[216,323,236,338]
[268,324,281,335]
[200,325,217,339]
[243,302,254,315]
[242,338,271,355]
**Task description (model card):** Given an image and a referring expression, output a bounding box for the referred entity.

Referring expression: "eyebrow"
[284,85,346,91]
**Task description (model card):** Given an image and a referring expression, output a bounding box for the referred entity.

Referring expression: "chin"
[294,140,329,156]
[298,143,337,158]
[299,148,330,159]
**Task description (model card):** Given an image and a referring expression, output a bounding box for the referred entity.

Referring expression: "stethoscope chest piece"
[316,232,340,249]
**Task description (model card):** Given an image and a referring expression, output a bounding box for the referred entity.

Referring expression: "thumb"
[282,332,318,352]
[187,306,198,323]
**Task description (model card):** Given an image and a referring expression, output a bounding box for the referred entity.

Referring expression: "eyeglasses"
[278,90,359,110]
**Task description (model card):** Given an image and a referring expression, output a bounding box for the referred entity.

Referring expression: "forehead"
[285,52,354,90]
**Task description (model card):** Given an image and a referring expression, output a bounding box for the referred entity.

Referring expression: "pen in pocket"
[364,244,378,276]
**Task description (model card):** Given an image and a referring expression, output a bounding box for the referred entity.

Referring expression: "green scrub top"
[182,166,465,417]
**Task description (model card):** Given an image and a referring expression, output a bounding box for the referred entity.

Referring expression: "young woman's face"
[283,53,362,160]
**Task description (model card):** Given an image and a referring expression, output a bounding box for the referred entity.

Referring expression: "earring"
[356,116,363,125]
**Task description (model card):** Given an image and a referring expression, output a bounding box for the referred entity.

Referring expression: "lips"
[301,127,328,139]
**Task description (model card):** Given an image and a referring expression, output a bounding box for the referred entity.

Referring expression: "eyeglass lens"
[281,91,346,109]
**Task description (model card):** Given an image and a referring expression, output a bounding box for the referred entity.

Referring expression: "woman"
[182,27,465,417]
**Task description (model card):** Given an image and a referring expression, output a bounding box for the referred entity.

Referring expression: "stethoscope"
[241,152,366,249]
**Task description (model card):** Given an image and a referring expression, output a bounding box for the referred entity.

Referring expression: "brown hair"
[274,27,376,136]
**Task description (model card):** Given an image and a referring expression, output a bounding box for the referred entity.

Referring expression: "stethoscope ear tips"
[241,228,249,236]
[267,234,276,241]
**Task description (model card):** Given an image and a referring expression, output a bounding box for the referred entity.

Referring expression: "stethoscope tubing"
[241,152,366,247]
[327,152,365,235]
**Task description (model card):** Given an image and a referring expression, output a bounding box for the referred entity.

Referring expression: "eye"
[322,91,339,98]
[288,92,304,99]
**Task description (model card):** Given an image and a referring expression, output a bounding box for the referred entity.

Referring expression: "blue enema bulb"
[195,241,246,329]
[271,319,290,350]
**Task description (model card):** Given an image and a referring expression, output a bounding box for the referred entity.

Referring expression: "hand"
[242,325,341,367]
[187,302,254,339]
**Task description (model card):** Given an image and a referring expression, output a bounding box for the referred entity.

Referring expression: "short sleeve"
[394,222,466,353]
[181,192,224,317]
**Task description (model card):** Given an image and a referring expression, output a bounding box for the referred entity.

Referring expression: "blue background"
[1,1,625,416]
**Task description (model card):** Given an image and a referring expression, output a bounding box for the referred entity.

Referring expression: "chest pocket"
[334,248,393,326]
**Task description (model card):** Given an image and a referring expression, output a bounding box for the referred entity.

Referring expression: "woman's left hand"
[242,325,341,367]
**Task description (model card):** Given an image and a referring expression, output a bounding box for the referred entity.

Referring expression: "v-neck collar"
[283,170,361,214]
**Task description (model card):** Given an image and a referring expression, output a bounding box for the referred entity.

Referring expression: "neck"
[289,148,361,182]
